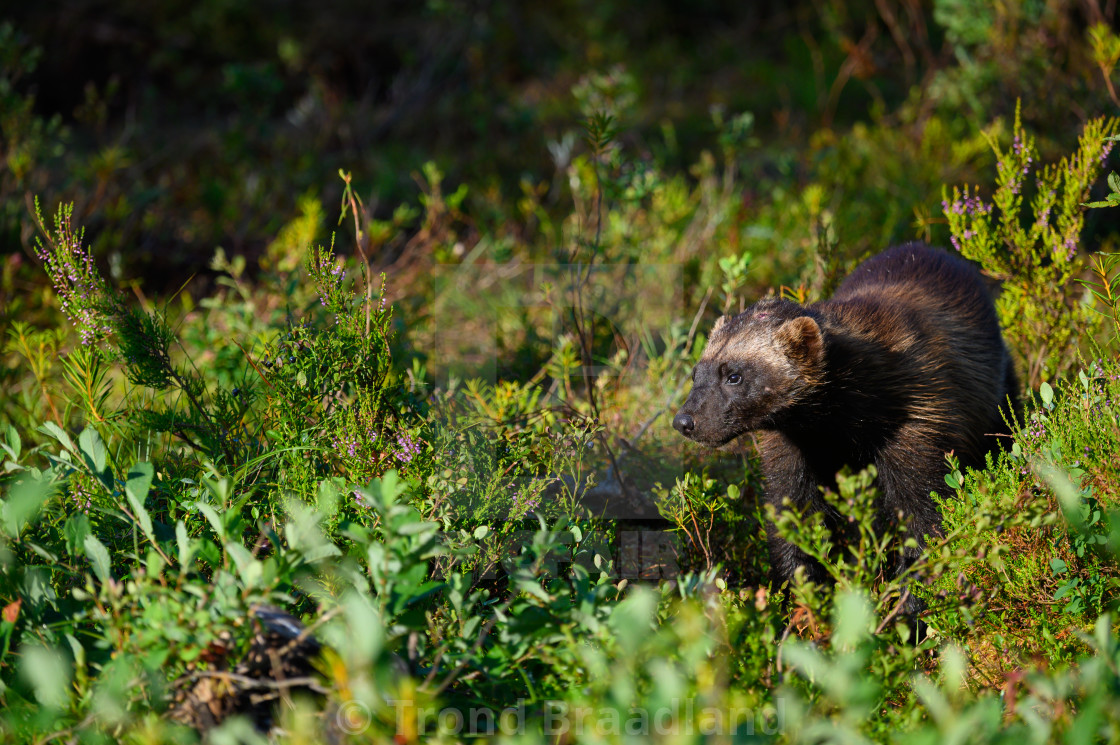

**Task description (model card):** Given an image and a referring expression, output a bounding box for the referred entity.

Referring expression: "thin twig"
[182,670,328,695]
[874,587,913,635]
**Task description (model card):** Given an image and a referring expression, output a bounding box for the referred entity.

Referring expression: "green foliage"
[770,466,923,629]
[1077,251,1120,344]
[6,6,1120,741]
[932,357,1120,676]
[943,104,1118,385]
[654,469,768,587]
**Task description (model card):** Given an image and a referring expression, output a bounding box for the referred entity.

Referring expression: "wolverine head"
[673,298,825,446]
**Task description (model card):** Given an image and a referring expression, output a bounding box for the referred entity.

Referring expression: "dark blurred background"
[2,0,1118,289]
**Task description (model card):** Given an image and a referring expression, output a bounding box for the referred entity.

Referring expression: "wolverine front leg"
[874,435,946,564]
[873,436,947,620]
[758,433,834,592]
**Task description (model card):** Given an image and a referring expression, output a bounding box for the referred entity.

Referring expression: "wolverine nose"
[673,412,695,436]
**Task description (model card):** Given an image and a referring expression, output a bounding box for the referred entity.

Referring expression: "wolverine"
[673,243,1019,605]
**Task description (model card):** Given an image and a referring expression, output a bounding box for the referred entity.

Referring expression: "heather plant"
[27,194,432,524]
[257,237,416,505]
[30,200,258,473]
[942,104,1118,385]
[32,203,111,347]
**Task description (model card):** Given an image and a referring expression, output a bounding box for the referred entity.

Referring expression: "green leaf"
[781,641,829,686]
[226,543,262,586]
[84,534,111,582]
[28,541,59,563]
[397,520,438,536]
[1054,578,1080,600]
[38,421,75,454]
[64,634,86,671]
[78,427,109,480]
[194,502,225,540]
[608,586,657,656]
[472,525,490,540]
[367,542,386,580]
[1,474,52,538]
[1039,464,1086,534]
[63,514,91,556]
[1039,381,1054,408]
[19,645,71,709]
[939,644,968,694]
[832,589,874,650]
[518,581,553,604]
[316,478,341,517]
[1,424,20,461]
[176,521,194,568]
[125,462,154,541]
[301,542,342,563]
[146,549,165,578]
[374,470,407,508]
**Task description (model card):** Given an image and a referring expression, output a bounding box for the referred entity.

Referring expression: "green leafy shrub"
[931,357,1120,675]
[9,8,1120,740]
[943,104,1118,385]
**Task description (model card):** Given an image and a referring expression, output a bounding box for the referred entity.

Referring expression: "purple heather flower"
[394,432,420,463]
[511,490,541,515]
[36,212,112,345]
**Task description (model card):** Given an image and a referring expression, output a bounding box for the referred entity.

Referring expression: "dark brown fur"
[673,243,1019,606]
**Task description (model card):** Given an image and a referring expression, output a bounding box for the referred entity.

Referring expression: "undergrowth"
[4,8,1120,741]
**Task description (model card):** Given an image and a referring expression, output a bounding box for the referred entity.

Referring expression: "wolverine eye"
[726,373,743,385]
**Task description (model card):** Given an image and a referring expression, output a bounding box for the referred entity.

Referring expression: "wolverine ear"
[776,316,823,365]
[711,315,730,335]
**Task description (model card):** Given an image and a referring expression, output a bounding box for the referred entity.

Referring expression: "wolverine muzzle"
[672,412,695,436]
